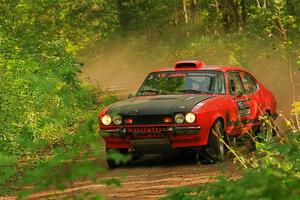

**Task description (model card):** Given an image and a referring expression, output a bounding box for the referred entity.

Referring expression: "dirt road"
[23,153,240,200]
[99,155,240,200]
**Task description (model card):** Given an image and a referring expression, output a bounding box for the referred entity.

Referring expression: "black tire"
[202,120,225,163]
[258,114,276,142]
[106,148,129,169]
[246,126,259,151]
[249,134,257,151]
[107,157,118,169]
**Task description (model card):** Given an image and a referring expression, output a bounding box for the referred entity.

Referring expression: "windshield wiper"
[139,89,167,95]
[177,89,213,95]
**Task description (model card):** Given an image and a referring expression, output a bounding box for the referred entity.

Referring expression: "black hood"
[106,95,213,115]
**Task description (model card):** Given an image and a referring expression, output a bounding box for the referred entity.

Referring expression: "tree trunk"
[220,0,230,32]
[241,0,246,28]
[228,0,240,31]
[190,0,197,20]
[183,0,189,24]
[286,0,297,16]
[256,0,261,8]
[116,0,128,35]
[263,0,267,9]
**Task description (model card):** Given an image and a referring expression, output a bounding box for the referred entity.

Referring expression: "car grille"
[123,115,173,125]
[127,127,171,133]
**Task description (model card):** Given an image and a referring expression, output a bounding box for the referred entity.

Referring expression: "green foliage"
[106,148,132,166]
[0,0,119,54]
[17,112,105,197]
[102,177,121,187]
[0,0,119,155]
[118,0,185,34]
[163,133,300,200]
[0,0,119,196]
[0,97,119,196]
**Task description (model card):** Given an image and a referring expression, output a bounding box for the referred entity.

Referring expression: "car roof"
[151,65,247,73]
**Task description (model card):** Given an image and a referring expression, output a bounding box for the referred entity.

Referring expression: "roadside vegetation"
[0,1,119,197]
[0,0,299,199]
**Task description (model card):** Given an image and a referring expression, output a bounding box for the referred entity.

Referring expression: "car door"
[226,71,252,135]
[239,71,261,127]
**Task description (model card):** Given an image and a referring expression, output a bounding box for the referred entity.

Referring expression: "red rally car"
[98,60,277,168]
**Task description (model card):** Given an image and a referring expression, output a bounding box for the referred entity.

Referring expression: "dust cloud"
[80,44,159,97]
[249,56,300,116]
[80,39,300,120]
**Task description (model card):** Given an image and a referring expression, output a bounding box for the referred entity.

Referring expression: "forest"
[0,0,300,199]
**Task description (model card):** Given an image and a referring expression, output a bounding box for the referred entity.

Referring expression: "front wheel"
[202,120,225,163]
[106,148,131,169]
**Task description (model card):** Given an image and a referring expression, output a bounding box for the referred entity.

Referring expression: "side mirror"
[128,93,134,99]
[234,89,244,98]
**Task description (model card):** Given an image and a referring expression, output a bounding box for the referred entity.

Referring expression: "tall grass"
[163,106,300,200]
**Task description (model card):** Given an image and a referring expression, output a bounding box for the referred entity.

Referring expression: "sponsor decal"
[148,72,220,80]
[187,72,218,77]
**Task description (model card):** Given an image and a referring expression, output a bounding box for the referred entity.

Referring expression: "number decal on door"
[237,99,251,116]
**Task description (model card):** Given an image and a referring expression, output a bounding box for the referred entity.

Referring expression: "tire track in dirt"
[22,153,241,200]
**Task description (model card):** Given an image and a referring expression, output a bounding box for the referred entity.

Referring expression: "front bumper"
[100,125,208,150]
[101,126,201,137]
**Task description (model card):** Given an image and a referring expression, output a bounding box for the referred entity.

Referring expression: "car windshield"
[137,71,225,96]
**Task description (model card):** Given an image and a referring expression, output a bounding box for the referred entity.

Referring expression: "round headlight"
[185,113,196,123]
[112,115,122,125]
[174,113,185,124]
[101,115,112,126]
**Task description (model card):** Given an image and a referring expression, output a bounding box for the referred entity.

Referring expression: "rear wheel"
[201,120,225,163]
[258,113,277,142]
[249,131,257,151]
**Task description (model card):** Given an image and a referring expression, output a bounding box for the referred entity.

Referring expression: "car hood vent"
[174,60,205,69]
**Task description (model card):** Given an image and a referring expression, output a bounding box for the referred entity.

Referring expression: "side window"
[240,72,258,94]
[228,72,244,95]
[211,76,225,94]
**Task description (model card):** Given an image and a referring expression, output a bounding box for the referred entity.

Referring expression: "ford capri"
[98,60,277,168]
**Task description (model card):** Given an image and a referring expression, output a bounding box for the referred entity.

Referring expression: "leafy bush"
[162,133,300,200]
[162,95,300,200]
[0,0,119,196]
[0,0,118,155]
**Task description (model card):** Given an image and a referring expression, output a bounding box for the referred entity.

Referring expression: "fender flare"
[210,113,226,129]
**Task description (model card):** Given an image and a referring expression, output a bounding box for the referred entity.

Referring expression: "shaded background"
[81,39,300,120]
